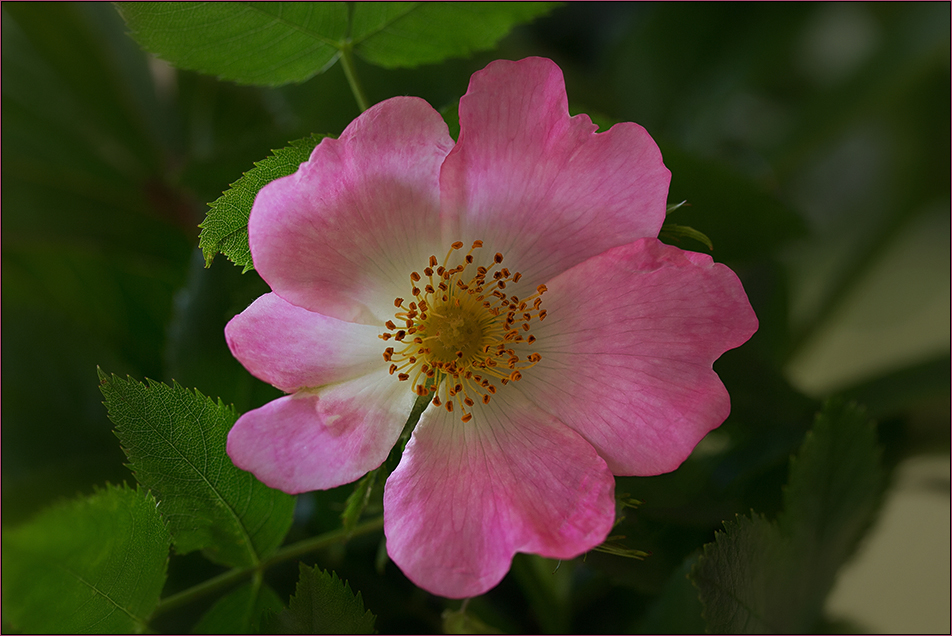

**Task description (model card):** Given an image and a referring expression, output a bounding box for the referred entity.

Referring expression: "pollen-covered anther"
[379,240,547,422]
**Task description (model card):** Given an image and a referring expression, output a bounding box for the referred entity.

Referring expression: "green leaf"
[117,2,348,86]
[659,221,715,251]
[192,580,285,634]
[199,133,326,271]
[442,607,504,634]
[777,400,885,606]
[637,551,707,634]
[690,400,886,633]
[591,536,650,560]
[117,2,558,86]
[2,484,170,634]
[692,513,791,633]
[98,371,295,568]
[267,565,377,634]
[350,3,560,69]
[340,469,379,536]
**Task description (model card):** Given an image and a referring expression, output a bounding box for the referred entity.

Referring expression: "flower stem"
[150,516,384,617]
[339,42,370,113]
[268,514,384,564]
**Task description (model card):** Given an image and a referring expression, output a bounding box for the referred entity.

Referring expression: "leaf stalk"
[339,41,370,112]
[150,516,384,619]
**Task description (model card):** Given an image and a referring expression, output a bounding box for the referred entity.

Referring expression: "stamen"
[378,240,547,423]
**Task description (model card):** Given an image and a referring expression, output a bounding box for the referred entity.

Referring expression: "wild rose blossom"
[225,57,758,598]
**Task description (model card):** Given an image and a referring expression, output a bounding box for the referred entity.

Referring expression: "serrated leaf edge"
[100,371,264,567]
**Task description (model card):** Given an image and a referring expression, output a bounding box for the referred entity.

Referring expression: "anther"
[383,239,546,424]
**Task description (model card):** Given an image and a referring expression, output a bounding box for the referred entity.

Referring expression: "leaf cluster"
[2,485,170,634]
[689,400,885,633]
[2,3,566,632]
[199,134,326,272]
[2,374,379,634]
[117,2,559,86]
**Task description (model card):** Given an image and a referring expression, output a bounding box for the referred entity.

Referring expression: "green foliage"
[350,3,559,69]
[340,469,380,536]
[1,1,194,524]
[117,3,347,86]
[99,371,295,568]
[660,190,714,252]
[691,400,885,633]
[693,514,791,633]
[662,147,807,263]
[659,221,715,252]
[2,485,171,634]
[192,580,285,634]
[266,565,377,634]
[637,552,707,634]
[199,134,326,271]
[443,607,504,634]
[777,400,885,609]
[117,2,558,86]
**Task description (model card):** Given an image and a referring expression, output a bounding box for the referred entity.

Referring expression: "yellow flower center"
[380,241,547,422]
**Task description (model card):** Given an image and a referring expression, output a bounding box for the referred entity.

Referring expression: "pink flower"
[225,57,757,598]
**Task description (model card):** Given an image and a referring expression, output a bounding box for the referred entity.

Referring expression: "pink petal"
[227,370,413,494]
[383,392,616,598]
[516,238,758,476]
[440,57,670,284]
[225,293,384,393]
[249,97,455,324]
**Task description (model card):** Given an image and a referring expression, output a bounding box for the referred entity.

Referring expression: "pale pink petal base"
[440,57,670,286]
[384,392,616,598]
[518,238,758,476]
[225,293,385,393]
[250,97,454,324]
[227,370,413,493]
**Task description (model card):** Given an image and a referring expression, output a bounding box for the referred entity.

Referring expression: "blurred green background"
[3,2,949,633]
